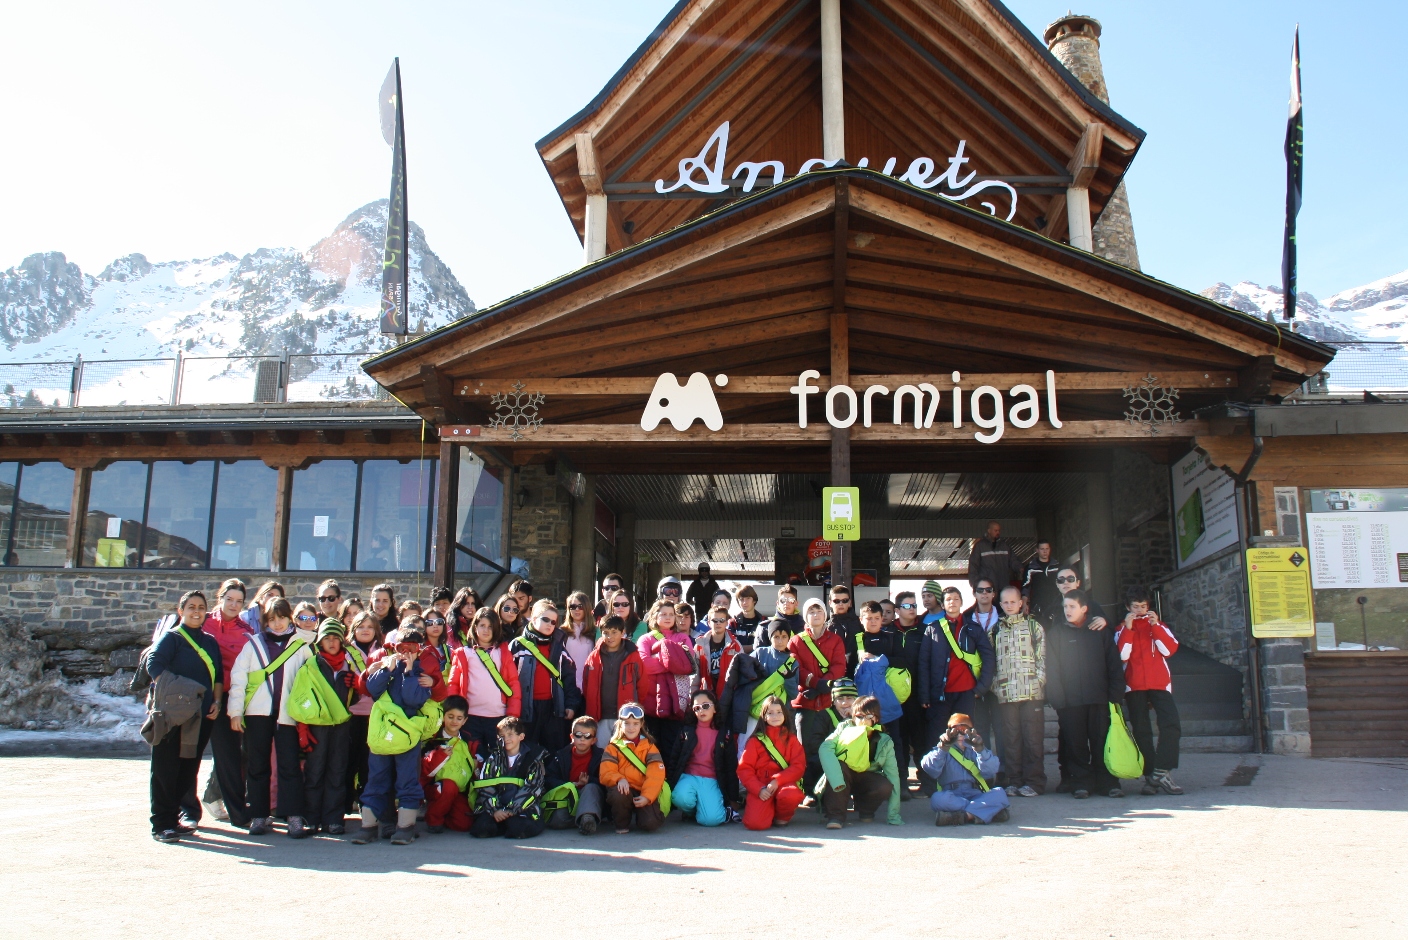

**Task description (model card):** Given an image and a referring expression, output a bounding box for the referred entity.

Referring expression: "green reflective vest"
[613,739,671,815]
[947,746,990,792]
[433,737,475,791]
[242,636,308,711]
[750,655,795,718]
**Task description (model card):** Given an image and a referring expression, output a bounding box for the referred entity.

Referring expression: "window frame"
[285,456,438,575]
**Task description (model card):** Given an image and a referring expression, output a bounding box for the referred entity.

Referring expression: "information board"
[1246,547,1315,638]
[1171,449,1239,568]
[822,486,860,542]
[1306,509,1408,590]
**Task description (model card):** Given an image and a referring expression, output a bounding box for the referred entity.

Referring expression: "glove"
[297,723,316,752]
[341,671,356,688]
[802,686,822,701]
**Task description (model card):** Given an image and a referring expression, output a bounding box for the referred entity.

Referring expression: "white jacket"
[227,628,315,724]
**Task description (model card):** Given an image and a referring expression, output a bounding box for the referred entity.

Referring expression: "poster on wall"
[1246,547,1315,638]
[1306,488,1408,590]
[1170,449,1240,568]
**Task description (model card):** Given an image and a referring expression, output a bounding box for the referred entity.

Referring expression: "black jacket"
[664,722,739,802]
[849,626,907,676]
[545,743,604,791]
[686,577,723,621]
[510,628,584,722]
[719,652,766,733]
[1022,557,1064,623]
[475,741,548,817]
[1044,618,1124,709]
[828,611,863,662]
[754,612,803,651]
[968,537,1022,590]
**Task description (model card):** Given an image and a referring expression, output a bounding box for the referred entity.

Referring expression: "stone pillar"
[820,0,844,162]
[1085,473,1116,609]
[614,511,637,596]
[1259,638,1312,755]
[1043,14,1141,270]
[570,474,598,596]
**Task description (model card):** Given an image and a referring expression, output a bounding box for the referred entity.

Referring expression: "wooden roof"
[535,0,1145,252]
[364,169,1331,473]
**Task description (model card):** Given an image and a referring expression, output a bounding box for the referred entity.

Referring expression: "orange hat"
[947,712,973,729]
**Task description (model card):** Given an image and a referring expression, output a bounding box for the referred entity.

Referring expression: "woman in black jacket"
[664,690,738,826]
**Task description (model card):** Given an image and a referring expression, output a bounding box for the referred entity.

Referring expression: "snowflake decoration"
[488,381,545,441]
[1123,373,1181,435]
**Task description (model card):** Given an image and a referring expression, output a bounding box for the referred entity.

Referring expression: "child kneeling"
[599,703,667,833]
[738,695,806,830]
[420,696,477,833]
[919,712,1010,826]
[544,715,605,835]
[471,715,548,839]
[817,694,903,828]
[665,690,738,827]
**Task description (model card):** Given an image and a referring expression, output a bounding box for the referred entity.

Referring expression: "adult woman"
[344,611,382,815]
[369,583,398,634]
[240,580,284,631]
[337,596,365,624]
[146,590,221,843]
[315,579,342,623]
[423,607,453,681]
[494,593,524,642]
[637,600,697,744]
[447,607,522,750]
[202,578,253,829]
[447,587,483,648]
[665,689,737,827]
[562,590,596,690]
[601,589,642,636]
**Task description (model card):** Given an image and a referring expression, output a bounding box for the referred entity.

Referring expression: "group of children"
[141,569,1184,844]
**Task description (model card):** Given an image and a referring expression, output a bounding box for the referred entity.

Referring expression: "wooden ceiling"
[536,0,1144,252]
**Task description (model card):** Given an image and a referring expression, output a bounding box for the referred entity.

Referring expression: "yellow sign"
[822,486,860,542]
[1246,548,1315,638]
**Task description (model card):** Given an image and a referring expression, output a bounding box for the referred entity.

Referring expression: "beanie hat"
[317,618,346,642]
[922,580,942,597]
[767,617,793,639]
[829,677,858,699]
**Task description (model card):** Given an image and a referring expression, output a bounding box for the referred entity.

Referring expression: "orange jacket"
[738,724,806,796]
[599,735,666,802]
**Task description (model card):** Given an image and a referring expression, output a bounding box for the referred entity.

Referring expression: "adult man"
[789,598,847,798]
[1021,541,1063,626]
[891,591,927,794]
[915,586,995,794]
[593,572,625,620]
[510,580,535,621]
[967,521,1021,592]
[826,584,862,660]
[1046,590,1125,799]
[685,563,721,624]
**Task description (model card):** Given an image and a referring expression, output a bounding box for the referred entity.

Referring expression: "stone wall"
[1260,638,1312,756]
[0,569,437,679]
[1111,449,1175,599]
[509,463,572,604]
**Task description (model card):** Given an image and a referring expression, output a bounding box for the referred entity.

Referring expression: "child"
[637,600,696,744]
[1047,590,1126,799]
[729,585,763,654]
[343,611,382,816]
[562,590,597,691]
[790,598,847,797]
[1116,587,1184,796]
[753,585,804,650]
[544,715,605,835]
[352,623,437,845]
[423,608,453,682]
[664,690,737,827]
[227,595,314,838]
[420,695,476,833]
[851,602,906,767]
[581,616,643,743]
[598,703,667,834]
[471,715,548,839]
[920,713,1010,825]
[293,618,360,835]
[723,618,799,760]
[510,600,583,753]
[737,695,806,831]
[991,586,1047,797]
[447,607,522,751]
[817,694,903,829]
[695,605,742,701]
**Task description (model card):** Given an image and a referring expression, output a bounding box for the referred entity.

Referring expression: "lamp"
[517,485,530,510]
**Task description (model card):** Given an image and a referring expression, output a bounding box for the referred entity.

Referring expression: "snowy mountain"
[0,200,474,362]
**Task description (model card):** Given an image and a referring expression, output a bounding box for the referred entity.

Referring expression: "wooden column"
[65,466,92,568]
[270,465,294,573]
[570,474,598,596]
[614,510,637,596]
[830,177,851,585]
[433,440,459,588]
[1066,123,1103,252]
[820,0,844,162]
[576,133,608,263]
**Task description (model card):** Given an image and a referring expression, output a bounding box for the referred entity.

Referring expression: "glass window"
[82,461,148,567]
[288,460,356,571]
[454,448,506,573]
[142,462,214,569]
[356,459,434,572]
[0,462,17,562]
[210,461,277,570]
[12,462,75,566]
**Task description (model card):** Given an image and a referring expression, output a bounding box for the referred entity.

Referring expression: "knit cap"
[317,618,346,642]
[766,617,793,639]
[922,580,942,597]
[829,677,859,699]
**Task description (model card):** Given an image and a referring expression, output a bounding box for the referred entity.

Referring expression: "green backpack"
[884,666,912,704]
[367,693,443,755]
[1104,702,1146,779]
[287,658,351,726]
[835,722,874,772]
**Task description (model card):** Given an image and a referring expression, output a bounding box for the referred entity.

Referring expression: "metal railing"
[0,353,389,409]
[1314,342,1408,393]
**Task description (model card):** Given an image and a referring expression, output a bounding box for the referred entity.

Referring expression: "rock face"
[1044,14,1142,271]
[0,200,475,361]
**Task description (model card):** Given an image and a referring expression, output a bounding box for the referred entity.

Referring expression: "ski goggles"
[617,703,645,721]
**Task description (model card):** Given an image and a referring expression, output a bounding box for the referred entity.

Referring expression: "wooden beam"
[271,466,293,573]
[66,467,92,568]
[421,364,464,425]
[433,440,457,588]
[440,419,1209,444]
[576,133,607,263]
[832,178,850,386]
[314,429,345,445]
[1068,123,1104,187]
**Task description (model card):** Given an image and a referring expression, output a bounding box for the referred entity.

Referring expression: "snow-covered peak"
[1199,281,1363,343]
[1324,269,1408,341]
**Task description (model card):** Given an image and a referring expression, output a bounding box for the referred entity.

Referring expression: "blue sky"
[2,1,1403,307]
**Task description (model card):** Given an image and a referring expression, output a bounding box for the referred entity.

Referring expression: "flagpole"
[1281,27,1303,321]
[380,57,410,337]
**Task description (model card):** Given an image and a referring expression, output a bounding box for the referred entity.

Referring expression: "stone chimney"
[1044,14,1141,270]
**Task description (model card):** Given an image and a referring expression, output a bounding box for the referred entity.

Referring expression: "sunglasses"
[424,617,446,626]
[612,601,631,608]
[295,614,318,623]
[1055,576,1078,584]
[617,704,645,720]
[898,603,916,610]
[572,731,596,740]
[318,595,339,603]
[692,703,714,711]
[501,605,518,613]
[567,603,584,611]
[710,618,729,625]
[975,587,995,594]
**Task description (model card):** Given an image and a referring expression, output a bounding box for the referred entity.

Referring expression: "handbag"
[1104,702,1146,779]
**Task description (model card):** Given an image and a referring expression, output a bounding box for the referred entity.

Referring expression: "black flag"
[379,58,408,335]
[1281,28,1303,321]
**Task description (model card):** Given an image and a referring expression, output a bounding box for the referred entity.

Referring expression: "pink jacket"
[637,629,696,719]
[347,640,381,716]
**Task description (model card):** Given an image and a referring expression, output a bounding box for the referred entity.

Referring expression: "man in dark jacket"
[915,586,995,794]
[510,603,584,755]
[968,521,1022,591]
[685,563,721,624]
[1046,589,1126,799]
[1021,540,1064,626]
[827,584,863,662]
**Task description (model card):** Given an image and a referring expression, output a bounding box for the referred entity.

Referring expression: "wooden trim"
[848,187,1320,373]
[1068,123,1104,187]
[575,133,603,197]
[4,442,428,466]
[433,440,458,588]
[65,466,92,568]
[440,419,1208,444]
[270,466,293,574]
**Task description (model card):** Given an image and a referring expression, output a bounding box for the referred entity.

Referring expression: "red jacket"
[446,642,522,718]
[738,725,805,796]
[695,631,742,699]
[787,629,847,710]
[1114,616,1180,692]
[580,638,644,721]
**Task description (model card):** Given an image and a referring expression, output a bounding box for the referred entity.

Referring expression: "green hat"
[830,677,859,699]
[317,618,346,642]
[922,580,942,597]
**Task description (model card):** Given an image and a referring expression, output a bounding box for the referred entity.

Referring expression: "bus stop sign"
[822,486,861,541]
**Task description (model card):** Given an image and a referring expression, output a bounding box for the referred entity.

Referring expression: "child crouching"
[471,716,548,839]
[737,694,806,831]
[420,696,476,833]
[920,712,1010,826]
[544,715,605,835]
[816,694,903,829]
[599,703,667,833]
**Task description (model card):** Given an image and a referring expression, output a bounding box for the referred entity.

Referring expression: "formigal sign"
[640,372,727,431]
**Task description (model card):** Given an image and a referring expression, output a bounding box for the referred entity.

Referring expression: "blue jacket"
[920,741,1000,791]
[915,614,996,705]
[364,657,431,714]
[854,656,904,724]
